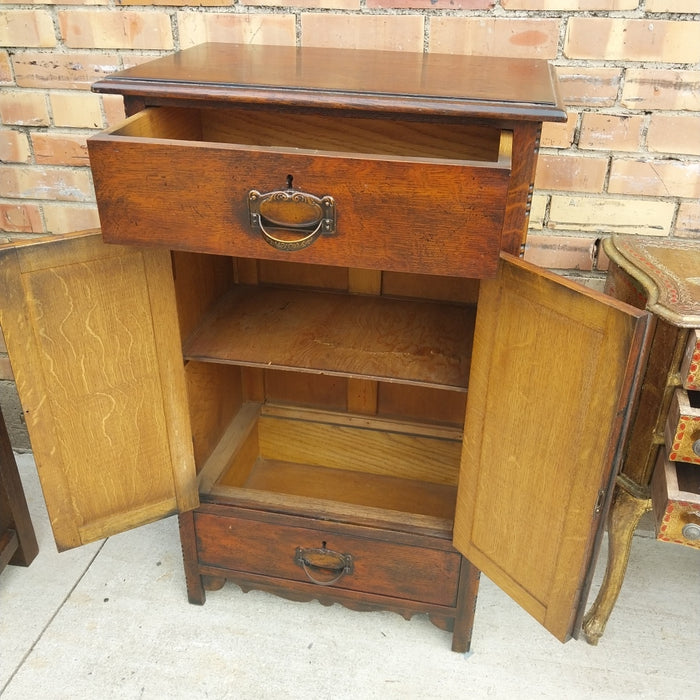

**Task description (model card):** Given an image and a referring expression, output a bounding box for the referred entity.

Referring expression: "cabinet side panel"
[0,234,192,549]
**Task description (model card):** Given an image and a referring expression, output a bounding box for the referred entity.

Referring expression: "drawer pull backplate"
[248,184,336,251]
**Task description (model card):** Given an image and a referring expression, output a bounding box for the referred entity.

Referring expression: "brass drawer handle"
[248,179,336,252]
[294,545,353,586]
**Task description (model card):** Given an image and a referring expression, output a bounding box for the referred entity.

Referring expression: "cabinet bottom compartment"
[179,401,476,651]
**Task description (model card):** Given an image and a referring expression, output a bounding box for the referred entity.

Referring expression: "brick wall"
[1,1,699,444]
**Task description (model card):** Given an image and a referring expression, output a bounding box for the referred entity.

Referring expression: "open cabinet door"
[0,231,197,551]
[453,253,651,642]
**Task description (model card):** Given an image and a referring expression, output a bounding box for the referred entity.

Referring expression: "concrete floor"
[1,453,699,700]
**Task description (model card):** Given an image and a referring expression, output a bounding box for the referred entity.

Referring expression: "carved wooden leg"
[178,510,205,605]
[582,481,651,645]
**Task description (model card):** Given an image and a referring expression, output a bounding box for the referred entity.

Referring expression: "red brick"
[43,203,100,235]
[124,0,232,4]
[555,67,621,108]
[430,17,560,59]
[608,159,700,199]
[300,14,424,52]
[523,235,599,271]
[245,0,357,7]
[548,195,675,236]
[647,114,700,157]
[676,201,700,239]
[50,92,104,128]
[59,10,173,50]
[565,18,700,63]
[0,91,49,126]
[13,51,123,90]
[178,12,296,48]
[369,0,491,7]
[0,52,12,85]
[622,69,700,111]
[0,130,30,164]
[32,133,90,167]
[534,154,608,193]
[0,166,94,202]
[646,0,698,11]
[102,94,127,128]
[0,10,57,48]
[504,0,635,6]
[0,203,43,234]
[541,112,578,149]
[578,113,644,152]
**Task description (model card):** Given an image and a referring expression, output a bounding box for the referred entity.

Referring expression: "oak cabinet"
[0,44,652,651]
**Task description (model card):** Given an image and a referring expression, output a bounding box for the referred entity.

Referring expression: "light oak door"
[0,231,197,550]
[453,253,652,642]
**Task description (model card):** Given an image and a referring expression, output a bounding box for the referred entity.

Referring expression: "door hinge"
[594,489,606,515]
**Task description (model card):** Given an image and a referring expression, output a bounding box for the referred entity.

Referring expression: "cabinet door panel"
[0,231,197,550]
[453,253,650,641]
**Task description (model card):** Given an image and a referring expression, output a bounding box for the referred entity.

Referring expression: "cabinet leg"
[582,481,651,645]
[178,511,205,605]
[451,557,480,653]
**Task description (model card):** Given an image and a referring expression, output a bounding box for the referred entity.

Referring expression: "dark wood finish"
[0,405,38,573]
[91,43,566,122]
[194,508,461,606]
[88,107,511,278]
[178,509,205,605]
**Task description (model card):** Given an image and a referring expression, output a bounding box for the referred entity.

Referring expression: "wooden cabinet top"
[92,43,566,122]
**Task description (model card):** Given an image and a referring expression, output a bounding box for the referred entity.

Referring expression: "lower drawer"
[194,508,461,607]
[651,450,700,549]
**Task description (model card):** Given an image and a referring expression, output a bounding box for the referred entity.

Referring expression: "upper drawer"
[88,106,512,277]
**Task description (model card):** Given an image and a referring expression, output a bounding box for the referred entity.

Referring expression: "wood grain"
[88,108,511,277]
[0,231,196,549]
[183,285,475,391]
[92,43,566,123]
[453,253,651,642]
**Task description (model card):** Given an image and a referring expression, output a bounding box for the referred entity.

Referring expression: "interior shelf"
[183,285,475,391]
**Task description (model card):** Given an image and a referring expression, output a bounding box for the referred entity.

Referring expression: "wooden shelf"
[183,286,474,391]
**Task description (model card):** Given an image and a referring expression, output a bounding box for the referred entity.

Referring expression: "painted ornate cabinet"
[0,44,652,651]
[582,235,700,643]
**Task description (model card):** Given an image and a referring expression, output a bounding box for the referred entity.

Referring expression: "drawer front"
[681,329,700,390]
[651,451,700,549]
[88,109,511,278]
[194,510,461,607]
[665,388,700,465]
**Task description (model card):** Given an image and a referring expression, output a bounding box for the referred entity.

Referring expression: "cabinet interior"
[172,251,478,532]
[112,106,511,166]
